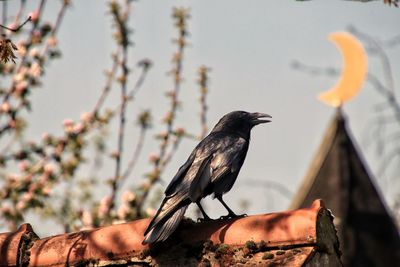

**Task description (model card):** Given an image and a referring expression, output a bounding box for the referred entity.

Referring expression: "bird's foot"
[197,217,214,223]
[219,213,247,220]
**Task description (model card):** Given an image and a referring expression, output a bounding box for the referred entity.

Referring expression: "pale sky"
[6,0,400,234]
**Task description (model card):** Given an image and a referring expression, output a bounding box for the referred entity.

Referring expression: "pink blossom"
[100,195,111,206]
[15,81,28,95]
[28,10,40,22]
[7,22,18,31]
[44,163,54,174]
[148,152,159,163]
[63,119,74,127]
[28,183,38,193]
[121,190,136,203]
[117,203,129,219]
[63,119,74,133]
[47,37,58,47]
[29,48,40,58]
[98,195,111,218]
[24,174,32,183]
[158,131,168,138]
[73,122,85,133]
[80,112,93,123]
[21,192,33,202]
[8,119,17,129]
[18,161,29,171]
[38,173,49,184]
[175,127,185,135]
[1,102,11,113]
[81,210,93,227]
[16,200,26,210]
[42,186,52,196]
[17,41,27,56]
[29,62,42,77]
[13,67,28,83]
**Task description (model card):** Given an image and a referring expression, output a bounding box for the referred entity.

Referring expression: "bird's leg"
[217,195,247,220]
[196,201,213,222]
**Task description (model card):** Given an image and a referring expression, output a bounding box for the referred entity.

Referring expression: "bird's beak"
[251,112,272,125]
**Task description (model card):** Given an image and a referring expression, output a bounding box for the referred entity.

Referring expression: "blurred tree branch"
[0,15,31,33]
[0,0,213,232]
[135,7,191,215]
[296,0,398,7]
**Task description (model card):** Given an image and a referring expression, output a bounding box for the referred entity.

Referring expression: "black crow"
[143,111,271,244]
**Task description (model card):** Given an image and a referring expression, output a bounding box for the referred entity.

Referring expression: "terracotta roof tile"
[0,199,342,266]
[177,199,323,247]
[0,223,38,267]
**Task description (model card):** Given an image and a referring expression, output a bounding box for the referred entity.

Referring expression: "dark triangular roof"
[290,109,400,267]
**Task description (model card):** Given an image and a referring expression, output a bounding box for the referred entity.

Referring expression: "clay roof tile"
[0,199,342,266]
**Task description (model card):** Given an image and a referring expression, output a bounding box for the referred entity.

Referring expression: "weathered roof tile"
[0,199,342,266]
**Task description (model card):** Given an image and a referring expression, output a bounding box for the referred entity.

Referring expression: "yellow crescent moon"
[319,32,368,107]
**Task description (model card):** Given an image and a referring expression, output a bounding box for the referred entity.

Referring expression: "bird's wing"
[210,136,248,183]
[143,204,188,244]
[165,134,218,198]
[188,135,248,200]
[164,151,196,197]
[188,154,213,201]
[145,151,213,236]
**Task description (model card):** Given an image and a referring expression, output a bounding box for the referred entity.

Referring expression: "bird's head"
[211,111,272,138]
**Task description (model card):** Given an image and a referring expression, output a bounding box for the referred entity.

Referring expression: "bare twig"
[118,61,153,186]
[109,0,132,212]
[127,59,152,100]
[198,66,210,139]
[13,0,45,70]
[160,135,183,169]
[12,0,27,28]
[112,58,152,113]
[0,0,46,127]
[110,48,128,212]
[121,126,147,182]
[136,8,190,214]
[93,51,121,115]
[41,0,70,56]
[1,0,7,34]
[157,9,189,163]
[296,0,398,7]
[0,16,31,33]
[348,26,396,98]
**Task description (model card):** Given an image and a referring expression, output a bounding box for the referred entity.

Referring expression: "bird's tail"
[143,195,189,244]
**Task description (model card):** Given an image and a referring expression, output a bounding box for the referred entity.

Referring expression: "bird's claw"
[197,217,213,223]
[219,213,247,220]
